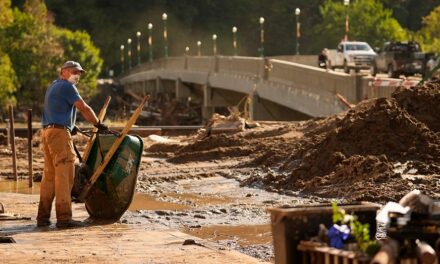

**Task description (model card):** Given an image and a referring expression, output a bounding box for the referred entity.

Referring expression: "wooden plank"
[78,96,149,201]
[27,109,33,187]
[9,105,17,181]
[82,96,111,162]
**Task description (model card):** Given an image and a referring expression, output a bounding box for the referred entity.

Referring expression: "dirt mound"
[300,155,406,201]
[162,80,440,202]
[393,78,440,132]
[147,143,183,153]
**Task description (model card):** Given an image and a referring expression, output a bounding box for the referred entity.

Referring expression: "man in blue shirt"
[38,61,107,228]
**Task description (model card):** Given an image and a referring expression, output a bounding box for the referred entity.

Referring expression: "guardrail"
[120,56,407,108]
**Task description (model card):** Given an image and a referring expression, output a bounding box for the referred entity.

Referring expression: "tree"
[0,0,13,26]
[0,50,17,110]
[53,27,103,97]
[2,0,63,109]
[1,0,103,111]
[416,5,440,53]
[313,0,407,50]
[0,0,17,110]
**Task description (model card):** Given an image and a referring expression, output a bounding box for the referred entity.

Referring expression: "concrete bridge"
[119,56,400,121]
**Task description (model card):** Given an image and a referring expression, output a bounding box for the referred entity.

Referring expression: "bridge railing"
[187,56,216,72]
[268,59,358,103]
[217,56,263,78]
[165,57,186,70]
[120,56,404,110]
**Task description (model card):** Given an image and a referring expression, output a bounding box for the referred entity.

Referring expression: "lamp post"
[162,13,168,58]
[120,44,125,73]
[127,38,132,69]
[344,0,350,41]
[212,34,217,56]
[148,23,153,62]
[185,46,189,56]
[295,8,301,55]
[136,31,141,65]
[197,41,202,56]
[232,26,238,56]
[259,17,265,57]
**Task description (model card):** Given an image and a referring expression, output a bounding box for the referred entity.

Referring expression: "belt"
[43,123,70,131]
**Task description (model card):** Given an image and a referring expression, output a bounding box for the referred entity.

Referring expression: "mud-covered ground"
[1,78,440,262]
[142,79,440,203]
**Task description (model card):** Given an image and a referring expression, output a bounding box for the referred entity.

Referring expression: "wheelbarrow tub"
[84,134,143,220]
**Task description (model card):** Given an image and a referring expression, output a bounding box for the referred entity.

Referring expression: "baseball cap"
[61,61,86,73]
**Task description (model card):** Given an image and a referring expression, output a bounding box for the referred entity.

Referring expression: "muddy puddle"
[183,224,272,246]
[0,175,300,262]
[129,193,190,211]
[0,180,40,195]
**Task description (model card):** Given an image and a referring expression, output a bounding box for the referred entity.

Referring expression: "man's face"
[62,68,83,85]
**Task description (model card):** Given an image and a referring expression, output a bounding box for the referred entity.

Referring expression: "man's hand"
[71,125,79,136]
[94,121,108,131]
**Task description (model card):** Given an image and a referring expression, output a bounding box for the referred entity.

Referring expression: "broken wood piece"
[336,93,354,109]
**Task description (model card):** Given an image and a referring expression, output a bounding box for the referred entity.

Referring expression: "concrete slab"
[0,193,268,264]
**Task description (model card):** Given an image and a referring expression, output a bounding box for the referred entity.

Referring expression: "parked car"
[327,41,376,73]
[371,41,425,78]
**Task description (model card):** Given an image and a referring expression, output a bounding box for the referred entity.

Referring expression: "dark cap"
[61,61,86,72]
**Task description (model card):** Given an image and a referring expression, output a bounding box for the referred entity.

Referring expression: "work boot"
[56,219,86,228]
[37,219,51,227]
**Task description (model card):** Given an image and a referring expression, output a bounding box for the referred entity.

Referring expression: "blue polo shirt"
[42,79,82,130]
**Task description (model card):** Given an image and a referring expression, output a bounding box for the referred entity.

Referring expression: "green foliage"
[0,0,13,27]
[0,0,103,111]
[332,201,345,224]
[2,4,63,108]
[0,50,17,109]
[38,0,439,74]
[53,27,103,97]
[331,202,380,256]
[415,5,440,53]
[315,0,407,49]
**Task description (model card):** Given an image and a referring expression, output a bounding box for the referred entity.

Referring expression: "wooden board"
[78,96,149,201]
[82,96,111,161]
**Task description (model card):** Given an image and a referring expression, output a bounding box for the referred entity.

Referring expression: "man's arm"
[74,99,99,125]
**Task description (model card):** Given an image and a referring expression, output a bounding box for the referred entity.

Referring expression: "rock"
[182,239,197,245]
[194,214,206,219]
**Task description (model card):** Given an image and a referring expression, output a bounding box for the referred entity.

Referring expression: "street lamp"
[232,26,238,56]
[344,0,350,41]
[185,46,190,56]
[259,17,265,57]
[148,23,153,62]
[127,38,132,69]
[212,34,217,56]
[120,45,125,73]
[136,31,141,65]
[197,41,202,56]
[295,8,301,55]
[162,13,168,58]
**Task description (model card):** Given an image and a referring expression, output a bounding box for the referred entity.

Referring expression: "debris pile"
[159,79,440,202]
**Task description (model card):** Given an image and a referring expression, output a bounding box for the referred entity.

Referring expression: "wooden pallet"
[297,241,371,264]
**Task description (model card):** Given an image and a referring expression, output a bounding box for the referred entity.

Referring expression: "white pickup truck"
[328,41,376,73]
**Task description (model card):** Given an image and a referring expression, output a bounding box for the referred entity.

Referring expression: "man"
[37,61,107,228]
[318,48,329,69]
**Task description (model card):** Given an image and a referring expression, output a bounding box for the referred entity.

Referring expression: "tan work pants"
[37,128,76,222]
